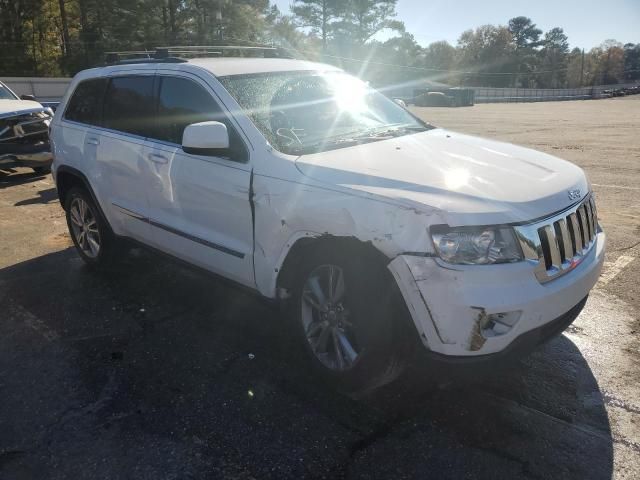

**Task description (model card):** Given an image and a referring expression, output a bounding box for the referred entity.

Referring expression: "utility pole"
[214,0,226,42]
[32,28,37,76]
[580,48,585,86]
[322,0,327,53]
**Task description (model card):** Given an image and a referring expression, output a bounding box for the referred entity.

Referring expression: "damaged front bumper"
[389,229,605,358]
[0,107,53,170]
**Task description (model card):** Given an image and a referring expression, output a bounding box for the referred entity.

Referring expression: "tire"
[288,243,411,396]
[64,186,117,267]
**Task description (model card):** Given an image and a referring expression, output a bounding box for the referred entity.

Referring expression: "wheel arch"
[55,165,113,233]
[275,233,421,388]
[276,234,396,296]
[56,166,90,208]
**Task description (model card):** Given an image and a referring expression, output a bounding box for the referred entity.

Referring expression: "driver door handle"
[148,153,169,164]
[86,137,100,146]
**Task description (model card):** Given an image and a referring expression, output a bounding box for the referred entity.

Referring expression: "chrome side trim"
[148,219,245,259]
[112,202,146,220]
[111,203,245,259]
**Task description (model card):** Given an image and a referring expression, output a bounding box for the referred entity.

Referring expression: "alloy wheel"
[69,197,101,258]
[300,264,361,371]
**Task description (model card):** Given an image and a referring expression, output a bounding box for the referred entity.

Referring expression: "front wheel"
[290,245,410,395]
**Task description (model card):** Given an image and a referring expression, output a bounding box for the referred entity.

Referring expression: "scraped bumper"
[0,141,52,169]
[388,230,605,357]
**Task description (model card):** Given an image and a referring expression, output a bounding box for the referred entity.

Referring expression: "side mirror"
[20,94,36,101]
[182,121,229,156]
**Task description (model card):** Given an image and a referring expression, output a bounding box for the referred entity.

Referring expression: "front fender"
[251,172,443,298]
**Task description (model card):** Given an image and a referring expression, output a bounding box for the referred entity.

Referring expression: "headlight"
[431,226,523,265]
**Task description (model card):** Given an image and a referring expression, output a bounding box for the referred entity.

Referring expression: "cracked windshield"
[220,71,429,154]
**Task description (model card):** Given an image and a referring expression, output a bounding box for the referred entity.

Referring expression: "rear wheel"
[64,187,116,267]
[289,244,410,395]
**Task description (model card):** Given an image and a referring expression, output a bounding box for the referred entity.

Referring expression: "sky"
[272,0,640,50]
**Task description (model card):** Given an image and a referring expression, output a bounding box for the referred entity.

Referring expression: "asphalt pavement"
[1,98,639,479]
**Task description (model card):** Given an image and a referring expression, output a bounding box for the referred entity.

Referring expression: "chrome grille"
[514,195,599,283]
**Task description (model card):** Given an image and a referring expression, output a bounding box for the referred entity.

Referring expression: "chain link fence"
[471,82,640,103]
[2,76,640,106]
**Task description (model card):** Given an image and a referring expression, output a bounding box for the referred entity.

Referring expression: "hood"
[0,99,45,118]
[295,128,589,226]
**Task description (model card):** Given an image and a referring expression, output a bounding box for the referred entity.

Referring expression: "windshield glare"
[219,71,428,155]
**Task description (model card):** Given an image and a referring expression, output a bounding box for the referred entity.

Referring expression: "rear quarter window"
[64,78,108,125]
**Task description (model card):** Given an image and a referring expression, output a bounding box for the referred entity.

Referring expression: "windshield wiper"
[356,124,429,138]
[287,136,372,155]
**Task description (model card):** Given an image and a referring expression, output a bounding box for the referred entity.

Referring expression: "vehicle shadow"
[13,187,58,206]
[356,336,615,479]
[0,247,614,479]
[0,169,47,188]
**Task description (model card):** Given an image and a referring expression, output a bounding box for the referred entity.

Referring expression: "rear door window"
[102,76,155,137]
[64,78,108,126]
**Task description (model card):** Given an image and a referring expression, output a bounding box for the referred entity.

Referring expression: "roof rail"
[105,44,294,65]
[155,45,295,59]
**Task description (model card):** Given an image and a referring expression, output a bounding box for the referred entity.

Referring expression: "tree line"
[1,0,639,89]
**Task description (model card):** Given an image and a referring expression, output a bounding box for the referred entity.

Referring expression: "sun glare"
[327,74,368,113]
[444,168,470,189]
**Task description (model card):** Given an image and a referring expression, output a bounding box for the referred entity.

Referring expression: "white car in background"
[0,81,53,174]
[49,50,605,393]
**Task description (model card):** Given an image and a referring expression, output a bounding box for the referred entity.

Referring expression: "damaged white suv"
[50,52,605,393]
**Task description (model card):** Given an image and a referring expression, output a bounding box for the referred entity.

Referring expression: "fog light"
[482,311,522,338]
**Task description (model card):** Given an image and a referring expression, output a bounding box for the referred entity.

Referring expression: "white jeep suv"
[50,51,605,393]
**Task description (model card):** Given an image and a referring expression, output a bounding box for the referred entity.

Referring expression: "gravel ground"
[1,96,638,479]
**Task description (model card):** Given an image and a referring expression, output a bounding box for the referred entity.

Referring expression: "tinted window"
[155,76,246,161]
[103,76,155,137]
[0,83,17,100]
[156,77,225,144]
[64,78,107,125]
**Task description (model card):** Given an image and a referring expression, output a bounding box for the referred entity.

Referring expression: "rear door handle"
[148,153,169,164]
[86,137,100,146]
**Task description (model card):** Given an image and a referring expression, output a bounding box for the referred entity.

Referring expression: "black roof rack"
[105,44,294,65]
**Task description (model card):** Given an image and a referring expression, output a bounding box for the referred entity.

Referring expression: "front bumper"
[389,229,605,357]
[0,141,53,169]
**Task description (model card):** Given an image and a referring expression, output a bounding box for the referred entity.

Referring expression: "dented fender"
[250,157,444,298]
